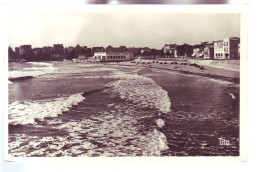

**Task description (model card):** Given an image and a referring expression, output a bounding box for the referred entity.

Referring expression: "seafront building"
[223,37,240,59]
[213,37,240,59]
[19,45,32,55]
[93,51,134,62]
[53,44,64,54]
[214,40,225,59]
[42,46,52,55]
[32,48,42,55]
[163,44,177,58]
[192,48,202,58]
[9,36,240,62]
[203,43,214,59]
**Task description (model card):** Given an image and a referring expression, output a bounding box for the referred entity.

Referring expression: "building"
[15,47,19,55]
[163,44,177,58]
[192,48,203,58]
[203,43,214,59]
[106,52,133,61]
[94,51,134,62]
[82,46,88,53]
[94,52,107,61]
[106,45,121,53]
[19,45,32,55]
[32,48,43,55]
[214,40,225,59]
[223,37,240,59]
[42,46,52,54]
[66,46,74,53]
[92,47,105,53]
[53,44,64,54]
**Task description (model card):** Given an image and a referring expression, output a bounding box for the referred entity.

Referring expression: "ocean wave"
[9,62,57,80]
[143,129,169,156]
[9,70,44,80]
[106,72,171,113]
[27,62,53,67]
[8,93,85,125]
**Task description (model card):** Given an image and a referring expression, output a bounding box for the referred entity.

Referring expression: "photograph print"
[6,6,246,159]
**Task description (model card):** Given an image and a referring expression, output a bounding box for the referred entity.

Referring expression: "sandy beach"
[115,61,240,83]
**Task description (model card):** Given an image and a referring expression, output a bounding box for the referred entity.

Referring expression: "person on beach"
[200,66,205,72]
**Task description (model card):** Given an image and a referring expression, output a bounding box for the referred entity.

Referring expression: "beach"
[112,60,240,83]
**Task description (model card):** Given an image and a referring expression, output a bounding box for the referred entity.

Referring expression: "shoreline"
[111,62,240,84]
[9,61,240,84]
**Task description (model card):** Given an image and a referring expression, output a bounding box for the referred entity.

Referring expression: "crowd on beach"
[130,60,206,72]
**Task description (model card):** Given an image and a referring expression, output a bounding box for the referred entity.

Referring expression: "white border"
[2,5,248,163]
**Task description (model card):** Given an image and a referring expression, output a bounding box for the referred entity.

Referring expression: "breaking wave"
[143,129,169,156]
[106,72,171,113]
[8,93,85,125]
[9,62,57,80]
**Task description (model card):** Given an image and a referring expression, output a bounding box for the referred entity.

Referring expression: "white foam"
[8,80,13,84]
[143,129,169,156]
[206,78,233,85]
[83,76,101,79]
[155,118,165,128]
[8,93,85,125]
[9,103,170,157]
[27,62,53,67]
[9,62,57,80]
[229,93,236,99]
[106,72,171,113]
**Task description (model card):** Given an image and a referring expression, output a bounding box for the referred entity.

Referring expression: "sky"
[8,12,240,49]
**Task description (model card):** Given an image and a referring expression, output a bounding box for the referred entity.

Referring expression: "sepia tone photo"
[5,6,247,160]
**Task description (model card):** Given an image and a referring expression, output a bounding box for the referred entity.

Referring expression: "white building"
[94,52,107,61]
[214,40,225,59]
[93,51,133,62]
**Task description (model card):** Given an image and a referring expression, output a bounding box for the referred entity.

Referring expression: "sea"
[8,61,240,157]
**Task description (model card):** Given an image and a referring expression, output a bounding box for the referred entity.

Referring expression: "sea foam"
[9,93,85,125]
[155,118,165,128]
[143,129,169,156]
[106,72,171,113]
[9,62,57,80]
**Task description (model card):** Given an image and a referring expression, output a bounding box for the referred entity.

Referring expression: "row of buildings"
[9,36,240,62]
[192,37,240,60]
[12,44,92,57]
